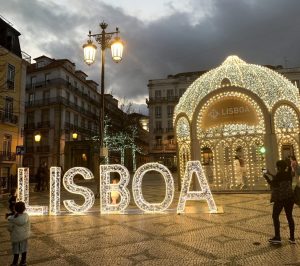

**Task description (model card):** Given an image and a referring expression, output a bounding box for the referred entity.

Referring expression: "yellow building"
[0,17,28,192]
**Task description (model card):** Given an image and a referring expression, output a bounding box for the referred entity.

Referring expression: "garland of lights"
[174,55,300,122]
[63,167,95,214]
[50,167,61,215]
[132,163,174,212]
[100,164,130,214]
[177,161,217,213]
[18,168,48,215]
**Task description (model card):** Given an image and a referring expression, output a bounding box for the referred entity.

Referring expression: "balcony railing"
[24,123,35,130]
[64,122,98,136]
[147,96,180,104]
[0,151,16,162]
[25,146,34,153]
[154,128,164,133]
[0,110,18,125]
[25,96,98,120]
[26,78,99,106]
[37,121,50,128]
[36,145,50,153]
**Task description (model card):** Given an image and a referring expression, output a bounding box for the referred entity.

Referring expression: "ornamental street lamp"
[83,21,124,158]
[34,133,41,143]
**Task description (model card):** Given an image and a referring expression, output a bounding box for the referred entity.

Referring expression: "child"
[111,177,120,205]
[7,201,30,266]
[5,188,17,218]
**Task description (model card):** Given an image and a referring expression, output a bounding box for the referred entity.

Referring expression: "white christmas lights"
[50,167,61,215]
[174,55,300,121]
[63,167,95,214]
[100,164,130,214]
[17,168,48,215]
[132,163,174,212]
[177,161,217,213]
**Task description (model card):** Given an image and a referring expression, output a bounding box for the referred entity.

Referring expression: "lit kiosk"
[174,56,300,191]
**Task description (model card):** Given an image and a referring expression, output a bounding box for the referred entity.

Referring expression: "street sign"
[16,146,25,155]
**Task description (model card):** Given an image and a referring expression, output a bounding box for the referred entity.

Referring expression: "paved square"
[1,177,300,265]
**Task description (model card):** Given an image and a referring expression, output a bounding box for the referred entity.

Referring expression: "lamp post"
[83,21,124,158]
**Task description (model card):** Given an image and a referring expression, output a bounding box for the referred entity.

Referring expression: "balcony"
[26,78,99,106]
[64,122,97,137]
[24,123,35,130]
[154,128,164,133]
[36,145,50,153]
[25,146,34,153]
[0,111,18,125]
[147,96,180,104]
[37,121,50,128]
[0,151,16,162]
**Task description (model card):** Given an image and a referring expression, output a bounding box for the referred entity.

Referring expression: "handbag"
[294,185,300,206]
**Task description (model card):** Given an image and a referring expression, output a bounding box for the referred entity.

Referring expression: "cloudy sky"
[2,0,300,114]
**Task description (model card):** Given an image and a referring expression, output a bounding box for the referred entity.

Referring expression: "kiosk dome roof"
[174,55,300,121]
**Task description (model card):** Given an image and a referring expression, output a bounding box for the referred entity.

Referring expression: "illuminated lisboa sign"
[17,161,217,215]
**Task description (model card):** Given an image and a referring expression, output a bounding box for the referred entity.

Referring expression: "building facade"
[0,17,28,192]
[146,71,205,170]
[24,56,101,176]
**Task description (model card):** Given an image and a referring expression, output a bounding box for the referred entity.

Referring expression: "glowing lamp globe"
[83,40,97,65]
[35,133,41,142]
[111,37,123,63]
[72,132,78,140]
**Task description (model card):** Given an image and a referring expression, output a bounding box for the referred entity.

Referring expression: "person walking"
[234,156,245,189]
[7,201,30,266]
[263,160,295,244]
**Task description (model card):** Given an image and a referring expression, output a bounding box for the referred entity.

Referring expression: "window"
[167,120,173,130]
[66,75,70,83]
[168,136,175,145]
[45,73,50,82]
[179,88,185,96]
[31,76,36,88]
[29,93,35,105]
[155,90,161,98]
[7,64,15,90]
[74,96,78,106]
[5,97,13,119]
[41,109,49,122]
[3,135,12,155]
[65,111,70,123]
[292,80,300,88]
[43,90,50,104]
[155,121,162,130]
[167,105,173,117]
[27,112,35,125]
[74,81,78,88]
[155,136,162,145]
[37,61,45,68]
[66,92,70,103]
[88,121,92,130]
[155,106,162,118]
[167,89,174,99]
[81,118,85,128]
[74,114,78,126]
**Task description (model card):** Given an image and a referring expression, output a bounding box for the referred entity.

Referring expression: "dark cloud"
[2,0,300,115]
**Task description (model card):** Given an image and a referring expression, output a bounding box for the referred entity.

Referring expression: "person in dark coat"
[263,160,295,244]
[5,188,17,218]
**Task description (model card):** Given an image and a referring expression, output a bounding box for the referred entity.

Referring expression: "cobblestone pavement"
[1,174,300,265]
